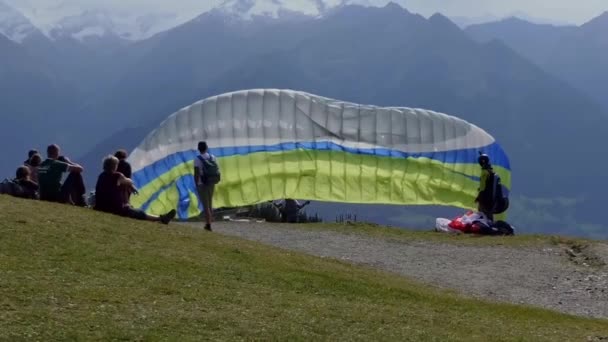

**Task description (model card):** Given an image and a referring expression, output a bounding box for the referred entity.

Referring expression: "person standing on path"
[194,141,221,231]
[475,153,496,221]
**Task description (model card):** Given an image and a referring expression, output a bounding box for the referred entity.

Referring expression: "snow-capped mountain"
[48,9,185,42]
[49,9,117,41]
[0,0,388,43]
[0,0,40,42]
[218,0,339,19]
[216,0,376,20]
[2,0,189,43]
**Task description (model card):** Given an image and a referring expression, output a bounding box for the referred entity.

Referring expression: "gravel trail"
[194,222,608,319]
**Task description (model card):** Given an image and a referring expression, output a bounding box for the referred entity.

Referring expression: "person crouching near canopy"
[94,155,176,224]
[272,199,311,223]
[475,153,495,221]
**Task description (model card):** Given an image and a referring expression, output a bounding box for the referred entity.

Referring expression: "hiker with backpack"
[475,153,496,220]
[194,141,221,231]
[475,152,509,221]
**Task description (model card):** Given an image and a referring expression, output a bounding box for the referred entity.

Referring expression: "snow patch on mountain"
[217,0,376,20]
[1,0,391,43]
[0,0,39,42]
[47,9,185,41]
[4,0,186,42]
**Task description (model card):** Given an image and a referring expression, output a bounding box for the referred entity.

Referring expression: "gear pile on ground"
[435,211,515,236]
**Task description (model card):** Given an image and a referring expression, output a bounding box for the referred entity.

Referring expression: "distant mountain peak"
[215,0,390,20]
[0,0,39,42]
[46,8,184,42]
[384,1,402,10]
[496,15,571,28]
[582,10,608,30]
[49,9,116,42]
[429,12,458,26]
[217,0,332,19]
[3,1,186,43]
[501,16,530,24]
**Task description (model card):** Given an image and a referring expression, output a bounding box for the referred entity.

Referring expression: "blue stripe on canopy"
[131,140,510,190]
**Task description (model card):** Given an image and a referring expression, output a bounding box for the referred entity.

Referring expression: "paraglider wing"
[128,89,511,219]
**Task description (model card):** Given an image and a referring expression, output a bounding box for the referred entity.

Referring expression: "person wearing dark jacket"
[115,149,132,179]
[14,166,39,199]
[115,149,133,203]
[24,149,39,166]
[475,153,496,221]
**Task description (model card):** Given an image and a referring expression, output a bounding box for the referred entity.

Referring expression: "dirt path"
[193,222,608,319]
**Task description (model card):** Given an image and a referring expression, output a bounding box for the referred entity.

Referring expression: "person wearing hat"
[475,152,495,221]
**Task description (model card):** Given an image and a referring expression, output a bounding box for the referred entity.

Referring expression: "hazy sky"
[405,0,607,24]
[7,0,608,25]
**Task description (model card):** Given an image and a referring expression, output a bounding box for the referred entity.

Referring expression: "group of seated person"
[2,144,84,203]
[2,144,176,225]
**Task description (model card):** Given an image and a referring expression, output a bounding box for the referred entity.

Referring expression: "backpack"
[473,220,515,236]
[0,178,24,197]
[493,220,515,236]
[198,155,221,185]
[490,172,509,214]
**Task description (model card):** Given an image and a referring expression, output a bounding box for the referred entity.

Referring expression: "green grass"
[0,196,607,341]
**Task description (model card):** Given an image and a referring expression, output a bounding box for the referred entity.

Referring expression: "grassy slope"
[0,196,607,341]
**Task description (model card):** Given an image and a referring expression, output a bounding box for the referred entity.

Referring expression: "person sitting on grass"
[38,144,84,204]
[114,149,132,179]
[94,155,176,224]
[26,153,42,184]
[24,149,39,166]
[56,155,87,206]
[114,149,133,203]
[12,166,39,199]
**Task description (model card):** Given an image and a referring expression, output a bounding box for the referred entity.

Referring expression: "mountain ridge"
[2,3,608,238]
[466,12,608,109]
[0,0,392,43]
[0,0,40,42]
